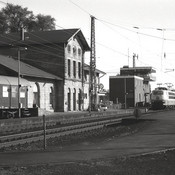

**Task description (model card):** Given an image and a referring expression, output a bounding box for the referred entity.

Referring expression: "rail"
[0,115,131,149]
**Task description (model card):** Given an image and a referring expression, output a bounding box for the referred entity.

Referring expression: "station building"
[109,66,156,108]
[0,29,105,114]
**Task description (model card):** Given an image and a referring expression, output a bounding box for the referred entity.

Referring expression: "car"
[100,104,107,111]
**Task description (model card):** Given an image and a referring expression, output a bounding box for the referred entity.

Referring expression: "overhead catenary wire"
[0,2,171,63]
[0,0,6,5]
[13,55,65,67]
[4,30,68,56]
[68,0,175,75]
[1,0,175,78]
[0,34,64,58]
[68,0,175,40]
[68,0,175,82]
[0,18,132,66]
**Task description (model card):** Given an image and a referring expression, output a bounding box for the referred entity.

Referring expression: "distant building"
[0,29,105,113]
[109,66,156,108]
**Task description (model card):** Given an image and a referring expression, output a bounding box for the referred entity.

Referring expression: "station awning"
[0,75,30,86]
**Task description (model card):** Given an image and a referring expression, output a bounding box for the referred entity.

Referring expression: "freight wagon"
[0,75,38,119]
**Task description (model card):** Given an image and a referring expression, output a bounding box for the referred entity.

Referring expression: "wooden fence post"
[43,115,46,150]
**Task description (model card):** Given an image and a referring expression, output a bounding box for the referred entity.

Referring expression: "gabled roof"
[0,29,90,51]
[0,55,62,80]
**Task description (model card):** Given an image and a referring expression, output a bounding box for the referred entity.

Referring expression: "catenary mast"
[89,16,97,111]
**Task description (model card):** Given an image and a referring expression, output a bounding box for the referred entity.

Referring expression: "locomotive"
[151,87,175,109]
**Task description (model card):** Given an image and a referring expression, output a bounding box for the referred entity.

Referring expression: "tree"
[0,3,56,33]
[35,14,56,31]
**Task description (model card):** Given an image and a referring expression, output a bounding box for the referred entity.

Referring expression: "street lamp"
[18,47,27,118]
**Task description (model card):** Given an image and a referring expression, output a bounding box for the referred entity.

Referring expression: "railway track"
[0,115,132,149]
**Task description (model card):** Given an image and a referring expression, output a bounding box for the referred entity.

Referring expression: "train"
[151,87,175,110]
[0,75,38,119]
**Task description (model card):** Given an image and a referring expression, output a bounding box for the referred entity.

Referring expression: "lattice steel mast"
[89,16,97,111]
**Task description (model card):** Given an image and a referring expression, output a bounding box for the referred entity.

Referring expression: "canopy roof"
[0,75,30,86]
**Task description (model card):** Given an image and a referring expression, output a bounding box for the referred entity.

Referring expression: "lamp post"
[17,47,27,118]
[17,27,27,117]
[18,48,21,118]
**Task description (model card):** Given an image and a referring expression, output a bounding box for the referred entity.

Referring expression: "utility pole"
[18,27,25,118]
[133,53,138,68]
[89,16,97,112]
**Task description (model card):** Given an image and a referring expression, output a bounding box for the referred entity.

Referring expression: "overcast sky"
[2,0,175,89]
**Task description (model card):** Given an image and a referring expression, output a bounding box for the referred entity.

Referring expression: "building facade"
[0,29,105,113]
[109,66,156,108]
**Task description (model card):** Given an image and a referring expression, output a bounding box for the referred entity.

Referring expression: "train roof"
[154,87,175,91]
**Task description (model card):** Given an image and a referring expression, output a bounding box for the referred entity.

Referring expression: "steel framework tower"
[89,16,97,111]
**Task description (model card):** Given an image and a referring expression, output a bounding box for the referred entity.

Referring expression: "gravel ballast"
[0,118,175,175]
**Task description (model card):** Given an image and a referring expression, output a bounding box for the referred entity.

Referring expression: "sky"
[1,0,175,90]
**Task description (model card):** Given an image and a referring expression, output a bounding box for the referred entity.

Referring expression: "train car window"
[169,96,175,99]
[20,87,26,98]
[153,91,163,95]
[20,92,25,98]
[2,86,8,97]
[12,86,17,98]
[168,92,175,96]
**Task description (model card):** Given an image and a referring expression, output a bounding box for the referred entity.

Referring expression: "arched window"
[67,88,71,111]
[78,89,82,111]
[73,88,76,111]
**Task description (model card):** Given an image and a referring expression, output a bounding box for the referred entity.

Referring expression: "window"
[12,86,17,98]
[50,87,54,108]
[84,72,87,81]
[67,44,71,53]
[68,88,71,111]
[73,46,77,55]
[78,62,81,78]
[20,87,26,98]
[153,91,163,95]
[20,92,25,98]
[68,59,71,77]
[73,88,76,111]
[84,93,87,99]
[78,48,81,56]
[2,86,9,97]
[73,61,76,78]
